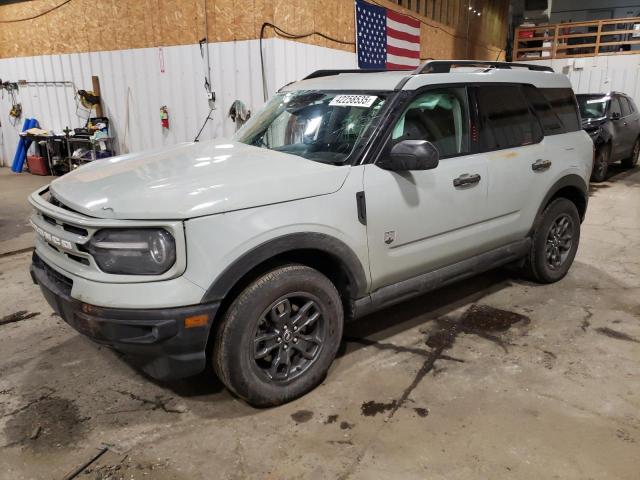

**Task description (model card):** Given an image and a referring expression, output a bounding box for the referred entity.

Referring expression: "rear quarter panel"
[521,130,592,228]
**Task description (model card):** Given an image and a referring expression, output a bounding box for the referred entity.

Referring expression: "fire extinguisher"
[160,106,169,129]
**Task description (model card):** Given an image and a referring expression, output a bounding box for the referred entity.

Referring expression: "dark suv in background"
[577,92,640,181]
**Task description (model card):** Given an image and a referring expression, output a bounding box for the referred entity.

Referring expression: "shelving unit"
[514,16,640,60]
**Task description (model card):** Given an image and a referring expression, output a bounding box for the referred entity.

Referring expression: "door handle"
[531,159,552,172]
[453,173,481,187]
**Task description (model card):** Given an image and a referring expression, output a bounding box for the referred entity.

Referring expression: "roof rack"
[301,61,553,81]
[303,69,408,80]
[416,60,554,74]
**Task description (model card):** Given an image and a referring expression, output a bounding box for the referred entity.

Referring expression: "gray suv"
[577,92,640,181]
[29,61,593,406]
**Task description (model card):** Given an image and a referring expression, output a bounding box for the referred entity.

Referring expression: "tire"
[523,198,581,284]
[621,138,640,168]
[213,264,344,407]
[590,145,609,182]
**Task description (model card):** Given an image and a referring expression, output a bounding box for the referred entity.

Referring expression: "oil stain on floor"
[3,391,89,452]
[291,410,314,424]
[595,327,640,343]
[356,304,530,420]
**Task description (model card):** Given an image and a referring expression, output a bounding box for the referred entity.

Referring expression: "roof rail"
[415,60,554,74]
[303,69,408,80]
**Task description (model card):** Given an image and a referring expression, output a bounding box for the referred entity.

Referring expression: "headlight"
[88,229,176,275]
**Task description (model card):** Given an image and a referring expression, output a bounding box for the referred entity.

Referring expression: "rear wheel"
[591,146,609,182]
[213,265,343,407]
[524,198,581,284]
[621,138,640,168]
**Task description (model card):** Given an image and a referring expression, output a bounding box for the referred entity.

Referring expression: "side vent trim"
[356,191,367,226]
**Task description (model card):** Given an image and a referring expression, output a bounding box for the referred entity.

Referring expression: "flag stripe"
[386,9,420,29]
[387,36,420,51]
[387,45,420,59]
[387,53,418,66]
[386,26,420,44]
[386,61,416,70]
[386,17,420,37]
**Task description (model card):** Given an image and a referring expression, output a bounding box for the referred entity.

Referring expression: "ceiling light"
[477,12,481,16]
[468,5,473,10]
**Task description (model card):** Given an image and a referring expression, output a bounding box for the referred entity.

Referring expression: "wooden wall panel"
[156,0,202,46]
[0,0,507,60]
[212,0,235,42]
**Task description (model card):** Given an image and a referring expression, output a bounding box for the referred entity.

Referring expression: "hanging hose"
[259,22,355,102]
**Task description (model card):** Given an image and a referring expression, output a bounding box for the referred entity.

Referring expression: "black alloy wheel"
[253,294,325,383]
[544,214,574,271]
[213,264,343,407]
[523,197,581,284]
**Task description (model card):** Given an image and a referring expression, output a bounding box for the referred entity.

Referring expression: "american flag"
[355,0,421,70]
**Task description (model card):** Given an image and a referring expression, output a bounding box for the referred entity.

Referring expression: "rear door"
[471,84,546,244]
[609,96,628,161]
[619,96,640,156]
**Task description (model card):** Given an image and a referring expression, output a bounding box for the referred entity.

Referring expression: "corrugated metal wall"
[0,38,356,167]
[525,55,640,105]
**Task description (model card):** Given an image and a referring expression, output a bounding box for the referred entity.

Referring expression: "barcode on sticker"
[329,95,378,108]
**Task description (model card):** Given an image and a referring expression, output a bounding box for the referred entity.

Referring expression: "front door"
[364,87,491,291]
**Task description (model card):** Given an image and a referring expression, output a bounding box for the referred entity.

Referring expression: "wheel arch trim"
[200,232,369,304]
[530,174,588,235]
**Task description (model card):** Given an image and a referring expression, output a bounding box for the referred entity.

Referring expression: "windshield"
[577,95,608,119]
[233,91,388,164]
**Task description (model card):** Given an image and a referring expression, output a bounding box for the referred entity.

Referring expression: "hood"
[50,140,350,220]
[581,116,607,129]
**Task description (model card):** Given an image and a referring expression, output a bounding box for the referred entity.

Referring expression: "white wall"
[0,39,356,167]
[524,54,640,104]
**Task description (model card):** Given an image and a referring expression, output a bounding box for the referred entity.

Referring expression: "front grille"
[49,193,79,214]
[33,253,73,296]
[63,224,88,236]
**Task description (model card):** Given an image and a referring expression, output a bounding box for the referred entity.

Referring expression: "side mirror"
[378,140,440,171]
[611,112,621,120]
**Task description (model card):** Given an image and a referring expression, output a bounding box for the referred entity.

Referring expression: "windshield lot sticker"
[329,95,378,108]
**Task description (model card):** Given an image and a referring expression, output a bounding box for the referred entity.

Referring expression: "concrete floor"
[0,168,52,256]
[0,165,639,479]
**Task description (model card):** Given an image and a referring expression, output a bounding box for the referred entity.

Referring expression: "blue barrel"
[11,118,37,173]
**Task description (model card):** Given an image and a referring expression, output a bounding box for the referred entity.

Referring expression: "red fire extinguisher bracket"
[160,105,169,129]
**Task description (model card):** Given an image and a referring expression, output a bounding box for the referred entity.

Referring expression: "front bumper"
[30,252,219,381]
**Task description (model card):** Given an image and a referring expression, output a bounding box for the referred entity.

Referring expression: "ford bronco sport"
[29,61,593,406]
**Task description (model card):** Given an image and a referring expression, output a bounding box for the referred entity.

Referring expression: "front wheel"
[523,198,581,284]
[213,265,343,407]
[621,138,640,168]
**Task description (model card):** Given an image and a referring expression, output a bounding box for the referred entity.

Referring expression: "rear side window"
[522,84,564,136]
[627,97,637,113]
[540,88,580,132]
[474,85,543,151]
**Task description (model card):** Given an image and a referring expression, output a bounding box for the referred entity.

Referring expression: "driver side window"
[610,97,622,118]
[391,87,470,158]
